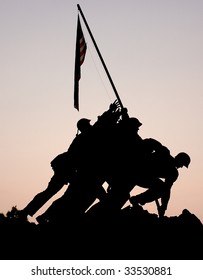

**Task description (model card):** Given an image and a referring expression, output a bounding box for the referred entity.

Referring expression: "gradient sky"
[0,0,202,223]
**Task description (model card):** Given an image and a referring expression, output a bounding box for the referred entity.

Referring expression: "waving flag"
[74,15,87,110]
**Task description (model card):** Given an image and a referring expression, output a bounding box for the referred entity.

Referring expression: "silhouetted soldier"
[130,151,191,217]
[86,114,144,217]
[36,101,126,224]
[12,101,121,221]
[13,152,74,220]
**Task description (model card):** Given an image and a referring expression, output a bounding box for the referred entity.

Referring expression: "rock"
[0,205,202,260]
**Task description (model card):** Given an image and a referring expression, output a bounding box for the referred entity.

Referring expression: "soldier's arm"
[159,169,179,216]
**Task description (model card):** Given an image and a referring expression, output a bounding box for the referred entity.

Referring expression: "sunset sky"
[0,0,202,223]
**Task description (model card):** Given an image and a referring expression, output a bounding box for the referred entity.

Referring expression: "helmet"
[129,117,142,127]
[77,118,91,132]
[175,152,191,168]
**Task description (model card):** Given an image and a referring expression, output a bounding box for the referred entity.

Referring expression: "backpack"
[50,152,69,171]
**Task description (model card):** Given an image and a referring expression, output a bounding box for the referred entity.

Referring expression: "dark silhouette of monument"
[11,101,191,222]
[1,4,202,261]
[0,101,202,260]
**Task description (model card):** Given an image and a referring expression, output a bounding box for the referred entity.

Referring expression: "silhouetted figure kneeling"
[130,152,191,217]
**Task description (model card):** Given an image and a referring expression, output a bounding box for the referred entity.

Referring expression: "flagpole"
[77,4,124,109]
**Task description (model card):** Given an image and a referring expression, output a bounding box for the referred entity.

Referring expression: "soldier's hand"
[110,99,120,111]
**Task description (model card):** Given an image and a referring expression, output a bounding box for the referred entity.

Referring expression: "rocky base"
[0,206,202,260]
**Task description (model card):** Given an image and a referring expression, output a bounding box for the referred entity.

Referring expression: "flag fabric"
[74,15,87,110]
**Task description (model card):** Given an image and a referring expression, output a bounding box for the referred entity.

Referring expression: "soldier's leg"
[130,178,165,205]
[21,172,68,217]
[88,179,131,217]
[36,176,104,224]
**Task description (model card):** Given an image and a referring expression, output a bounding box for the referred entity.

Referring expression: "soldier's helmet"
[175,152,191,168]
[129,117,142,127]
[77,118,91,132]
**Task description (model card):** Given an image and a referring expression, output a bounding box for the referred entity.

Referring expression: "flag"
[74,15,87,110]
